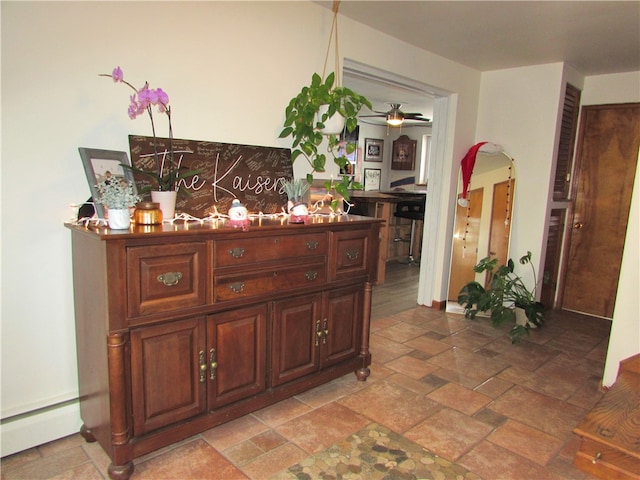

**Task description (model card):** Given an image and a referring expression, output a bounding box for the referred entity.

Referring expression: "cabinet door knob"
[306,240,319,250]
[198,350,206,383]
[157,271,183,287]
[229,282,245,294]
[209,348,217,381]
[315,319,322,347]
[305,271,318,281]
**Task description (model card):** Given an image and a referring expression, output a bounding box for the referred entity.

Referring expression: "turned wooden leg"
[108,461,134,480]
[356,366,371,381]
[355,281,373,381]
[79,424,96,443]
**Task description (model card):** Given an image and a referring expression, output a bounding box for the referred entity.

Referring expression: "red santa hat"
[459,142,487,206]
[458,142,506,206]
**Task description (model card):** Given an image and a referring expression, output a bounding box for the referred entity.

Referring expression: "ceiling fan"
[359,103,431,126]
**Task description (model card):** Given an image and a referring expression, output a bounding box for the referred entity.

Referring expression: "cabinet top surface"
[65,214,383,240]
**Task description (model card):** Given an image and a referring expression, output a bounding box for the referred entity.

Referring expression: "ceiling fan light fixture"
[386,110,404,126]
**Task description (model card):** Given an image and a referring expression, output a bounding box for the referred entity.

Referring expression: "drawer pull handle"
[228,247,245,258]
[306,240,319,250]
[315,319,322,347]
[157,271,183,287]
[592,452,602,464]
[305,271,318,281]
[346,248,360,260]
[229,282,245,294]
[198,350,206,383]
[323,318,329,344]
[209,348,217,381]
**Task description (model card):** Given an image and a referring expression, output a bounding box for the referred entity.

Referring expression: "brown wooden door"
[561,103,640,318]
[448,188,483,300]
[207,305,267,409]
[130,317,207,436]
[271,293,321,386]
[321,285,362,368]
[488,179,515,267]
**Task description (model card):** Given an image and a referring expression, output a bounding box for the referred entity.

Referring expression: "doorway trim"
[343,59,451,306]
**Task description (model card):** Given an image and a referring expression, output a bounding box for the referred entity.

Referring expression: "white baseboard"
[1,401,82,457]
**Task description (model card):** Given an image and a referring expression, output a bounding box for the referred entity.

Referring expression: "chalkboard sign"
[129,135,293,217]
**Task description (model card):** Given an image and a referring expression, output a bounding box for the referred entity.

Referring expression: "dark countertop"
[347,190,426,203]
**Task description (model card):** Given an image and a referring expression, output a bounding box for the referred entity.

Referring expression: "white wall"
[1,1,482,455]
[464,63,565,293]
[581,71,640,387]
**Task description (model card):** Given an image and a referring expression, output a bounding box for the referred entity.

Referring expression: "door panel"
[488,179,515,267]
[562,104,640,318]
[208,305,267,409]
[130,317,207,435]
[448,188,483,300]
[322,285,362,367]
[271,294,321,386]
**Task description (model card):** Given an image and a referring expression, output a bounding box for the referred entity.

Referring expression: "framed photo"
[79,148,137,218]
[363,168,381,191]
[391,135,417,170]
[340,126,360,175]
[364,138,383,162]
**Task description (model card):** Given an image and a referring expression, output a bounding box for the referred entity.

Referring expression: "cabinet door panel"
[208,305,267,409]
[130,317,206,436]
[271,294,321,386]
[322,285,362,367]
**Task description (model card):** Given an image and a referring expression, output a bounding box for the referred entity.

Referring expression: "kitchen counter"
[346,190,426,283]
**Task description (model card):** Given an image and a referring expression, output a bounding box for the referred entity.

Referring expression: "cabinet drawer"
[214,260,326,302]
[214,233,327,267]
[330,228,371,280]
[575,437,640,480]
[127,242,207,317]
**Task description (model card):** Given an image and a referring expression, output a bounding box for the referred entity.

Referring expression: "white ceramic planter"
[151,190,177,221]
[107,208,131,230]
[316,105,345,135]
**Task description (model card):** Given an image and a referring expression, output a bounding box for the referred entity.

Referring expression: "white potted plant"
[95,177,141,229]
[283,178,311,224]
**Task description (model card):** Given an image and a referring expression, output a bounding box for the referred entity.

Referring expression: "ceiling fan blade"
[359,114,387,118]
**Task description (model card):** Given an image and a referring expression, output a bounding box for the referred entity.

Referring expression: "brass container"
[134,202,163,225]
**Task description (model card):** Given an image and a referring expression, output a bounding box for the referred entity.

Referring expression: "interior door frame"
[343,59,451,307]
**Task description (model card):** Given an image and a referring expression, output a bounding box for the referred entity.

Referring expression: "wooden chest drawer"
[574,437,640,480]
[330,228,371,280]
[214,233,327,267]
[127,242,207,317]
[214,259,326,302]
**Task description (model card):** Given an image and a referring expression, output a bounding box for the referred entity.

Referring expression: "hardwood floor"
[371,260,421,320]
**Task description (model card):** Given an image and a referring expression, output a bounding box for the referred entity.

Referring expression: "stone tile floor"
[1,306,609,479]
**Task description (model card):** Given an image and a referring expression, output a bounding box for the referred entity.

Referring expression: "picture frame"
[391,135,417,170]
[79,147,137,218]
[364,138,383,162]
[340,126,359,175]
[363,168,381,191]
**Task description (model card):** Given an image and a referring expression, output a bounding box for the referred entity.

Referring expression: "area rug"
[270,423,482,480]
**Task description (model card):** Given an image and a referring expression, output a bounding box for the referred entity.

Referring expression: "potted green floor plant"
[457,251,544,343]
[279,72,371,206]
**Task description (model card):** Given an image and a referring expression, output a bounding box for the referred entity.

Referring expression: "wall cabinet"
[67,216,381,480]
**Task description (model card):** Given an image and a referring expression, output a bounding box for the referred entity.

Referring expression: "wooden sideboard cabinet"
[67,215,381,480]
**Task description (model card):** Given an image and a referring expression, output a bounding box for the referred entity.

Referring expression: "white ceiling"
[317,1,640,123]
